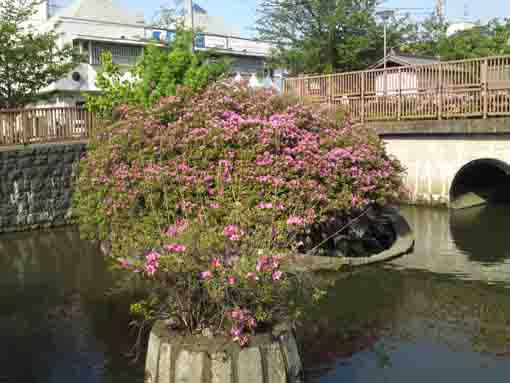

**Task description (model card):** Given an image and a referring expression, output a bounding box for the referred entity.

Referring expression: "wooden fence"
[0,107,96,146]
[283,55,510,123]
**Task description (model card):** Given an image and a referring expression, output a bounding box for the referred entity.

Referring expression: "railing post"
[328,75,333,110]
[398,68,402,121]
[482,58,488,119]
[438,64,443,120]
[22,110,28,144]
[361,72,365,124]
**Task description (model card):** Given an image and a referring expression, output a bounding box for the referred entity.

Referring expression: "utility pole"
[185,0,194,30]
[436,0,445,24]
[185,0,194,52]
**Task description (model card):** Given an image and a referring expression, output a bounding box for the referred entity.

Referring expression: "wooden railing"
[0,107,96,146]
[283,55,510,123]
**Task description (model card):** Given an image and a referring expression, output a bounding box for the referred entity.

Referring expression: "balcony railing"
[0,107,96,146]
[283,55,510,123]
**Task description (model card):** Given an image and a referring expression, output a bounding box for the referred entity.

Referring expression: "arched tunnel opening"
[450,159,510,209]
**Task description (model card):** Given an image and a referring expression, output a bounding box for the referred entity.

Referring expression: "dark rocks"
[297,206,397,259]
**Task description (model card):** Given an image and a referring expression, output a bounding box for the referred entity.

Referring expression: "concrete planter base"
[145,321,303,383]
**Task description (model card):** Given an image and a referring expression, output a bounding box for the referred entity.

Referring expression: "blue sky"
[120,0,510,37]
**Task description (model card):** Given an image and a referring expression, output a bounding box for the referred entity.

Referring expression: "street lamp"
[376,9,395,96]
[376,9,395,71]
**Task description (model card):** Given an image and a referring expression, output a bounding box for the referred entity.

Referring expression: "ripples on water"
[301,205,510,383]
[1,205,510,383]
[0,229,144,383]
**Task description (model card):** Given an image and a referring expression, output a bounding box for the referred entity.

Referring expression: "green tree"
[0,0,80,108]
[401,14,448,57]
[403,17,510,61]
[86,29,230,117]
[438,19,510,60]
[257,0,417,74]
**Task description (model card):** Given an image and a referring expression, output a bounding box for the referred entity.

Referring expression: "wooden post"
[482,58,488,119]
[438,65,443,120]
[22,110,28,144]
[397,68,402,121]
[361,72,365,124]
[328,75,333,110]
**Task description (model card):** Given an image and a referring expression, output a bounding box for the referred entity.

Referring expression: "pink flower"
[120,259,130,269]
[247,317,257,329]
[210,202,220,209]
[165,243,187,253]
[223,225,245,242]
[200,270,213,280]
[145,264,157,277]
[230,326,241,340]
[286,216,305,226]
[146,251,161,263]
[257,202,273,209]
[227,276,236,286]
[165,219,189,238]
[231,308,245,321]
[238,335,250,347]
[272,270,283,281]
[211,258,222,268]
[256,256,269,272]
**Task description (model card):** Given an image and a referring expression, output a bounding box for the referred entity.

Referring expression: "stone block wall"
[0,142,86,233]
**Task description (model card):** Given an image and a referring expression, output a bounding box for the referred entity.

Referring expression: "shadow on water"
[450,204,510,264]
[300,205,510,383]
[0,228,144,383]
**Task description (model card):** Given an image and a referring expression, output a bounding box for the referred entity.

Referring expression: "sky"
[118,0,510,37]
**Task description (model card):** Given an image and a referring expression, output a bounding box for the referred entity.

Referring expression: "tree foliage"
[403,17,510,60]
[256,0,414,74]
[439,19,510,60]
[86,29,230,118]
[0,0,80,108]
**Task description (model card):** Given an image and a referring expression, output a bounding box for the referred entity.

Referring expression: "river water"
[1,205,510,382]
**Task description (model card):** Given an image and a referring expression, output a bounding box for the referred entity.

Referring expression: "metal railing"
[283,55,510,123]
[0,107,96,146]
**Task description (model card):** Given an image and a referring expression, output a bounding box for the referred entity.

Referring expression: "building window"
[195,34,205,48]
[91,43,143,66]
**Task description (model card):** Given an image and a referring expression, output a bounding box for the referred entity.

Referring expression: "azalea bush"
[74,81,405,346]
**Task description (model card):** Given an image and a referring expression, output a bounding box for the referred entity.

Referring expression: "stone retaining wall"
[0,142,86,233]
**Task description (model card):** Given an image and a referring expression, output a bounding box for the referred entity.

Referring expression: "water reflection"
[301,206,510,383]
[393,205,510,284]
[0,229,143,383]
[450,205,510,264]
[2,206,510,383]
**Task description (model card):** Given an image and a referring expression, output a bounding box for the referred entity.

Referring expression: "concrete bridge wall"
[0,142,86,233]
[368,118,510,208]
[384,136,510,206]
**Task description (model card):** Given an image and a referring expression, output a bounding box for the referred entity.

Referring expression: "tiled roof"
[370,49,440,69]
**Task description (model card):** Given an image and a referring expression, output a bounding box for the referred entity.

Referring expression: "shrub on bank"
[74,81,405,345]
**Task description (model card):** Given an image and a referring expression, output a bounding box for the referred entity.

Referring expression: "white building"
[27,0,279,106]
[446,22,478,37]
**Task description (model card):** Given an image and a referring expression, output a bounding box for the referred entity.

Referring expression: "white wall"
[384,136,510,205]
[376,72,418,96]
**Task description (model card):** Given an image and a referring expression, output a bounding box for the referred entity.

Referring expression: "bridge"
[283,55,510,209]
